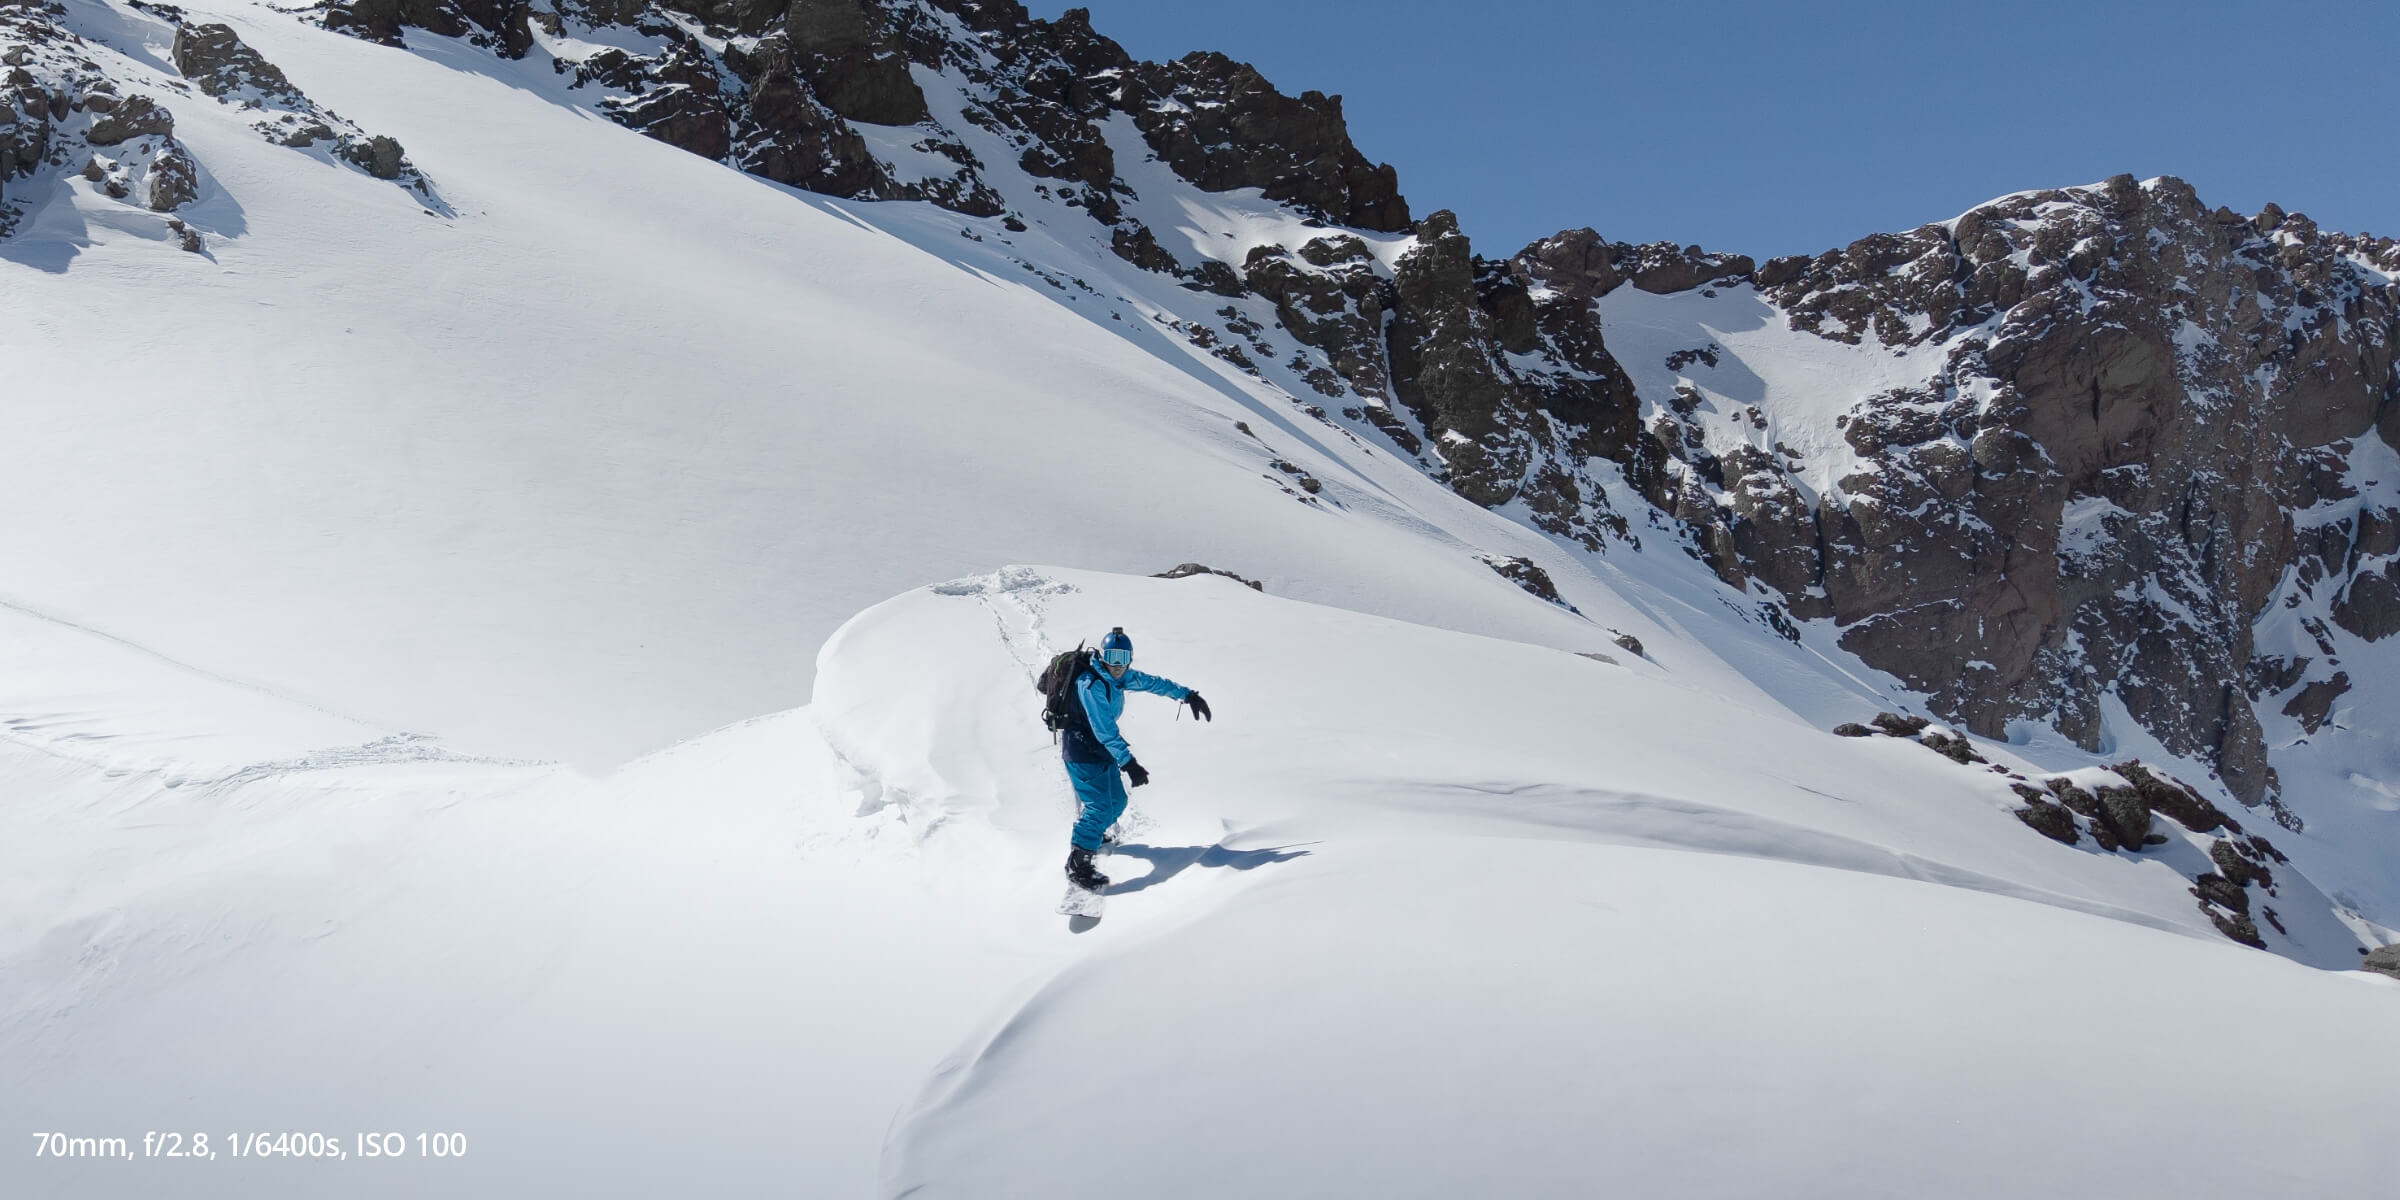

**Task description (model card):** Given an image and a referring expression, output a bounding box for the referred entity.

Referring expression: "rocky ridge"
[0,2,437,243]
[1602,179,2399,820]
[174,20,439,198]
[1839,713,2296,949]
[2,0,201,235]
[311,1,1405,237]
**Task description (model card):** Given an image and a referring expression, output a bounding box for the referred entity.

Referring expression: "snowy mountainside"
[334,0,2400,916]
[1,0,1668,766]
[15,0,2392,893]
[4,1,2400,1194]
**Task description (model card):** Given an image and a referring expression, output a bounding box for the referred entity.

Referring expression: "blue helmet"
[1099,626,1133,668]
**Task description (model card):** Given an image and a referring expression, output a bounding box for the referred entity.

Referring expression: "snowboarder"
[1056,626,1210,890]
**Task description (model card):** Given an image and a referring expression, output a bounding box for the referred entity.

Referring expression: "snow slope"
[3,0,1630,766]
[9,566,2395,1198]
[891,842,2393,1199]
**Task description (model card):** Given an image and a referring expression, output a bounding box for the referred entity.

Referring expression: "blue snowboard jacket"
[1061,661,1190,766]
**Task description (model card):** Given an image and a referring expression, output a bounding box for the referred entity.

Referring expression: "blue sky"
[1052,0,2399,260]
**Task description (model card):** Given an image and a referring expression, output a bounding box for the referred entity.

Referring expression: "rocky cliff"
[1579,179,2397,821]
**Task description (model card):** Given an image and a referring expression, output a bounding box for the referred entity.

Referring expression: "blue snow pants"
[1066,757,1128,851]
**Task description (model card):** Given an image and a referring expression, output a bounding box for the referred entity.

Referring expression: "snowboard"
[1057,882,1106,918]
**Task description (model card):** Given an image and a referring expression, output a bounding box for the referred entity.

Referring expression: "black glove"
[1184,691,1212,722]
[1123,759,1150,788]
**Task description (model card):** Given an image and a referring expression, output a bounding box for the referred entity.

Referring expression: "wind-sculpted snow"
[7,565,2396,1198]
[812,567,2376,969]
[884,836,2399,1200]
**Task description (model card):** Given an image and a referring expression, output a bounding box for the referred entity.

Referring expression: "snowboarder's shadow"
[1103,842,1313,894]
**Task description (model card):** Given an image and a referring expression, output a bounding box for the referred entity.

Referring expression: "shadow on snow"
[1103,840,1313,895]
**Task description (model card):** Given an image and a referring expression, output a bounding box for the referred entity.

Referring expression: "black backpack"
[1036,643,1095,737]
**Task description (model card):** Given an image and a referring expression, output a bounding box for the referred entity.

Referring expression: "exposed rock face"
[1243,234,1390,400]
[1388,211,1531,507]
[174,23,303,102]
[1789,179,2392,810]
[1467,177,2398,814]
[2333,560,2400,640]
[1371,211,1642,548]
[585,39,734,162]
[338,133,407,180]
[157,21,438,200]
[723,33,879,196]
[1122,50,1406,232]
[1476,554,1576,613]
[2113,760,2231,834]
[2013,798,2079,845]
[1153,563,1263,591]
[144,141,196,209]
[2364,944,2400,980]
[84,93,172,145]
[781,0,926,125]
[323,0,530,57]
[2,4,216,232]
[340,0,1410,239]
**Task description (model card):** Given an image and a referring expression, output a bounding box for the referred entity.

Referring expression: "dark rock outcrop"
[2094,783,2153,849]
[1500,228,1752,299]
[1871,711,1929,737]
[1124,50,1406,232]
[595,41,733,161]
[2114,760,2231,835]
[323,0,530,56]
[783,0,926,125]
[144,141,196,209]
[723,34,880,196]
[338,134,407,180]
[1243,235,1389,400]
[2280,671,2349,733]
[1365,214,1645,549]
[1153,563,1263,591]
[1477,554,1576,612]
[173,23,303,102]
[1600,176,2400,812]
[85,94,173,145]
[2364,944,2400,980]
[2333,561,2400,641]
[3,4,231,234]
[163,19,438,199]
[494,0,1412,233]
[1388,211,1529,506]
[1920,729,1984,765]
[2014,799,2080,845]
[2209,838,2271,890]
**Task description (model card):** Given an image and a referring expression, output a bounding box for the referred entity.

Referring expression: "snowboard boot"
[1065,846,1110,891]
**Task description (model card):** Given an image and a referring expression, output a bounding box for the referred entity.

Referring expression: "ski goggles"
[1099,646,1133,667]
